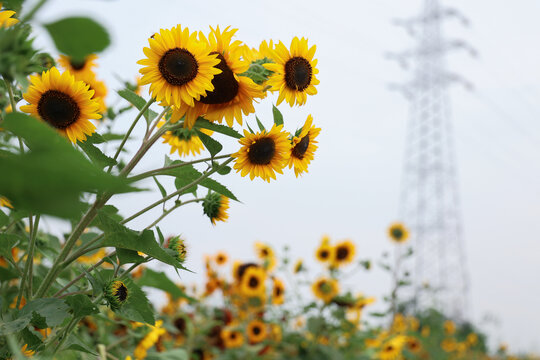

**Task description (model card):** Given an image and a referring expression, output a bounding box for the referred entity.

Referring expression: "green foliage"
[196,129,222,157]
[44,17,110,63]
[272,105,284,126]
[136,268,195,302]
[64,294,99,318]
[118,89,157,124]
[194,118,242,139]
[116,279,155,324]
[20,298,70,328]
[240,59,274,85]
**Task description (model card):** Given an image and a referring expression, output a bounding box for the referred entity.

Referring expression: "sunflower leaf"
[272,105,284,126]
[153,176,167,199]
[194,118,242,139]
[0,210,8,227]
[78,140,117,169]
[44,17,110,62]
[196,129,222,157]
[136,268,195,302]
[20,298,70,328]
[116,279,155,325]
[256,116,266,131]
[0,234,19,259]
[64,294,99,318]
[118,89,157,124]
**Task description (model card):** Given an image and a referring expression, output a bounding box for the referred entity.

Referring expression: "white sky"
[29,0,540,353]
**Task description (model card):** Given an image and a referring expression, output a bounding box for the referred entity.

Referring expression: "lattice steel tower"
[388,0,474,319]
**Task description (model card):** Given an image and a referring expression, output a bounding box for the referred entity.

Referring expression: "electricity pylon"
[387,0,475,319]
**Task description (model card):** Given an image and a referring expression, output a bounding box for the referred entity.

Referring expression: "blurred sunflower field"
[0,1,536,359]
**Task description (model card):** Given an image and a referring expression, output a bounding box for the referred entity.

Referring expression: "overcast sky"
[30,0,540,353]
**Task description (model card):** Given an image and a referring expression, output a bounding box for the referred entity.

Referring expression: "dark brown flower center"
[230,332,237,339]
[284,57,312,91]
[275,285,283,297]
[292,135,310,159]
[252,326,261,335]
[319,249,329,259]
[70,59,86,71]
[237,263,257,280]
[114,283,128,302]
[199,53,239,104]
[174,317,186,333]
[336,246,349,261]
[248,276,259,288]
[37,90,81,129]
[391,228,404,240]
[159,48,199,86]
[248,137,275,165]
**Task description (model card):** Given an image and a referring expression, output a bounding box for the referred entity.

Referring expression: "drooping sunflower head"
[160,121,213,157]
[221,327,244,348]
[137,25,222,108]
[312,277,339,303]
[240,266,266,297]
[388,222,409,244]
[232,124,291,182]
[167,236,187,264]
[247,320,267,344]
[289,114,321,177]
[315,237,334,263]
[263,37,319,106]
[254,242,277,271]
[215,251,228,265]
[272,278,285,305]
[58,54,98,78]
[202,192,230,225]
[20,67,101,143]
[0,196,13,208]
[0,3,18,28]
[105,280,129,309]
[331,240,356,267]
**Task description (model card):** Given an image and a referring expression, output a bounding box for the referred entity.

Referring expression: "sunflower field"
[0,1,536,360]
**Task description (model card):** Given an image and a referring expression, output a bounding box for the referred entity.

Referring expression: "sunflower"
[0,3,18,28]
[77,248,107,265]
[221,327,244,348]
[247,320,267,344]
[272,278,285,305]
[312,277,339,303]
[263,37,319,106]
[20,67,101,143]
[137,25,221,109]
[0,196,12,208]
[242,40,274,63]
[406,337,422,354]
[232,124,291,182]
[202,192,230,225]
[160,121,214,157]
[240,266,266,297]
[388,222,409,244]
[293,259,303,273]
[104,280,129,309]
[58,54,98,78]
[443,320,456,335]
[170,26,264,128]
[315,236,333,263]
[378,336,406,360]
[233,262,258,283]
[254,242,277,271]
[167,236,187,264]
[331,240,356,267]
[288,115,321,177]
[72,71,108,114]
[215,251,228,265]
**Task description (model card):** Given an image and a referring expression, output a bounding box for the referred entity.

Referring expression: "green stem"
[16,214,37,307]
[27,214,40,298]
[144,198,204,230]
[5,81,25,154]
[21,0,48,22]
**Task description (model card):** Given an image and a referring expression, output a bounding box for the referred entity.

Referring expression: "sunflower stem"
[21,0,48,22]
[5,80,25,154]
[144,198,204,230]
[107,97,155,173]
[15,213,35,308]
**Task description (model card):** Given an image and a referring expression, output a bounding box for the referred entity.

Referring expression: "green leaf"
[0,234,19,259]
[156,227,165,246]
[44,17,110,62]
[256,116,266,131]
[21,298,70,328]
[146,349,188,360]
[117,89,157,124]
[101,133,125,141]
[194,118,242,139]
[137,269,195,302]
[0,314,32,335]
[63,334,98,356]
[0,113,131,218]
[196,130,222,157]
[0,209,9,227]
[213,161,231,175]
[96,211,184,269]
[199,177,238,202]
[78,140,117,168]
[153,176,167,199]
[20,328,42,351]
[0,267,17,281]
[64,294,99,318]
[116,279,154,324]
[116,248,144,265]
[272,105,284,126]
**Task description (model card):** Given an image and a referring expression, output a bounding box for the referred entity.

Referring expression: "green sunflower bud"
[104,280,129,309]
[168,236,187,264]
[202,192,229,225]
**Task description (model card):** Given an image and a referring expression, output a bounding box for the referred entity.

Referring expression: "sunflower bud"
[168,236,187,264]
[104,280,129,309]
[202,192,229,225]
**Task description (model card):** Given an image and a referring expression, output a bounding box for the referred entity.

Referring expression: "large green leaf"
[78,139,117,169]
[137,269,195,302]
[0,234,20,259]
[20,298,70,328]
[0,314,32,335]
[65,294,99,318]
[196,130,222,157]
[0,113,131,218]
[116,279,154,324]
[44,17,110,62]
[96,211,184,269]
[194,118,242,139]
[118,89,157,124]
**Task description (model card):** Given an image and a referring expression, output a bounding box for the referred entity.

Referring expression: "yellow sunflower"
[246,320,267,344]
[315,236,334,263]
[170,26,265,128]
[58,54,98,78]
[240,266,266,297]
[331,240,356,267]
[288,115,321,177]
[20,67,101,143]
[202,192,230,225]
[272,278,285,305]
[73,71,108,114]
[232,124,291,182]
[378,336,406,360]
[388,222,409,244]
[0,196,13,208]
[263,37,319,106]
[159,121,214,157]
[221,327,244,348]
[137,25,221,109]
[242,40,274,63]
[406,337,422,354]
[312,277,339,303]
[254,242,277,271]
[0,3,18,28]
[215,251,228,265]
